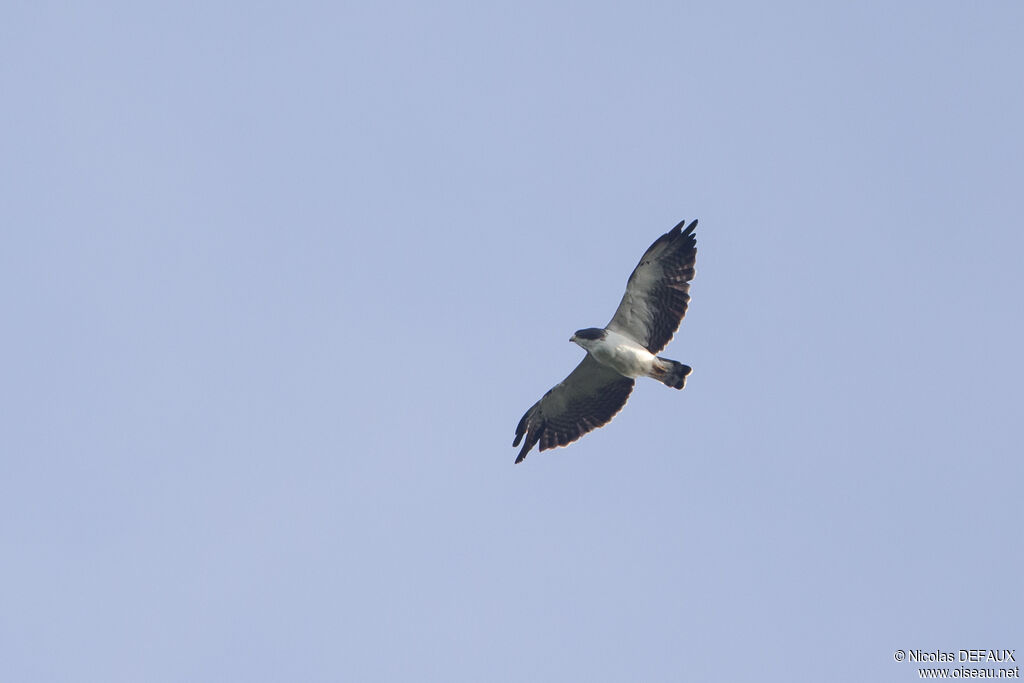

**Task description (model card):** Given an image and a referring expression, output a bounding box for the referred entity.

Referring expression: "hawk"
[513,219,698,463]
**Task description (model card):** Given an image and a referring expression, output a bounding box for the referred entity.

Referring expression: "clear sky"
[2,2,1022,681]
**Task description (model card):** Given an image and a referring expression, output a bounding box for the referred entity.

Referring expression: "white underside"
[586,330,657,378]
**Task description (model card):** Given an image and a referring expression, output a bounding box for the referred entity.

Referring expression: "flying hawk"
[513,219,698,463]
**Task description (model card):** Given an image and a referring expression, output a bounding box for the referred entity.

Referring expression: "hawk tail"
[650,357,691,390]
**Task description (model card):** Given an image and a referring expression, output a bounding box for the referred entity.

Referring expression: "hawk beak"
[569,335,576,342]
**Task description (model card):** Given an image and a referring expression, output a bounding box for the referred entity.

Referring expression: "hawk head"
[570,327,607,348]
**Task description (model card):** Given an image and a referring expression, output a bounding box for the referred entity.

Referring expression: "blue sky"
[2,2,1022,681]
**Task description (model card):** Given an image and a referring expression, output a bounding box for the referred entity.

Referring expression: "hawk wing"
[513,355,635,463]
[606,219,697,354]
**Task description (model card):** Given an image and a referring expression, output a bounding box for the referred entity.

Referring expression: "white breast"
[590,330,656,378]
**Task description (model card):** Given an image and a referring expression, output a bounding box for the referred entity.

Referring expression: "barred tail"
[650,357,691,390]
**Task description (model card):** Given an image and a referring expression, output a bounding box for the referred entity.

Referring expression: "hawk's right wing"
[512,355,635,463]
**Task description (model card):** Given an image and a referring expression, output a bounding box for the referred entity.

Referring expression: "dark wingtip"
[669,218,698,239]
[514,431,538,463]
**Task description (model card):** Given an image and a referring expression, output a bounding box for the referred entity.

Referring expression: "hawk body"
[578,329,657,378]
[513,219,698,463]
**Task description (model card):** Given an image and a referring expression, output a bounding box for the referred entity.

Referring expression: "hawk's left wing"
[606,219,697,354]
[513,355,635,463]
